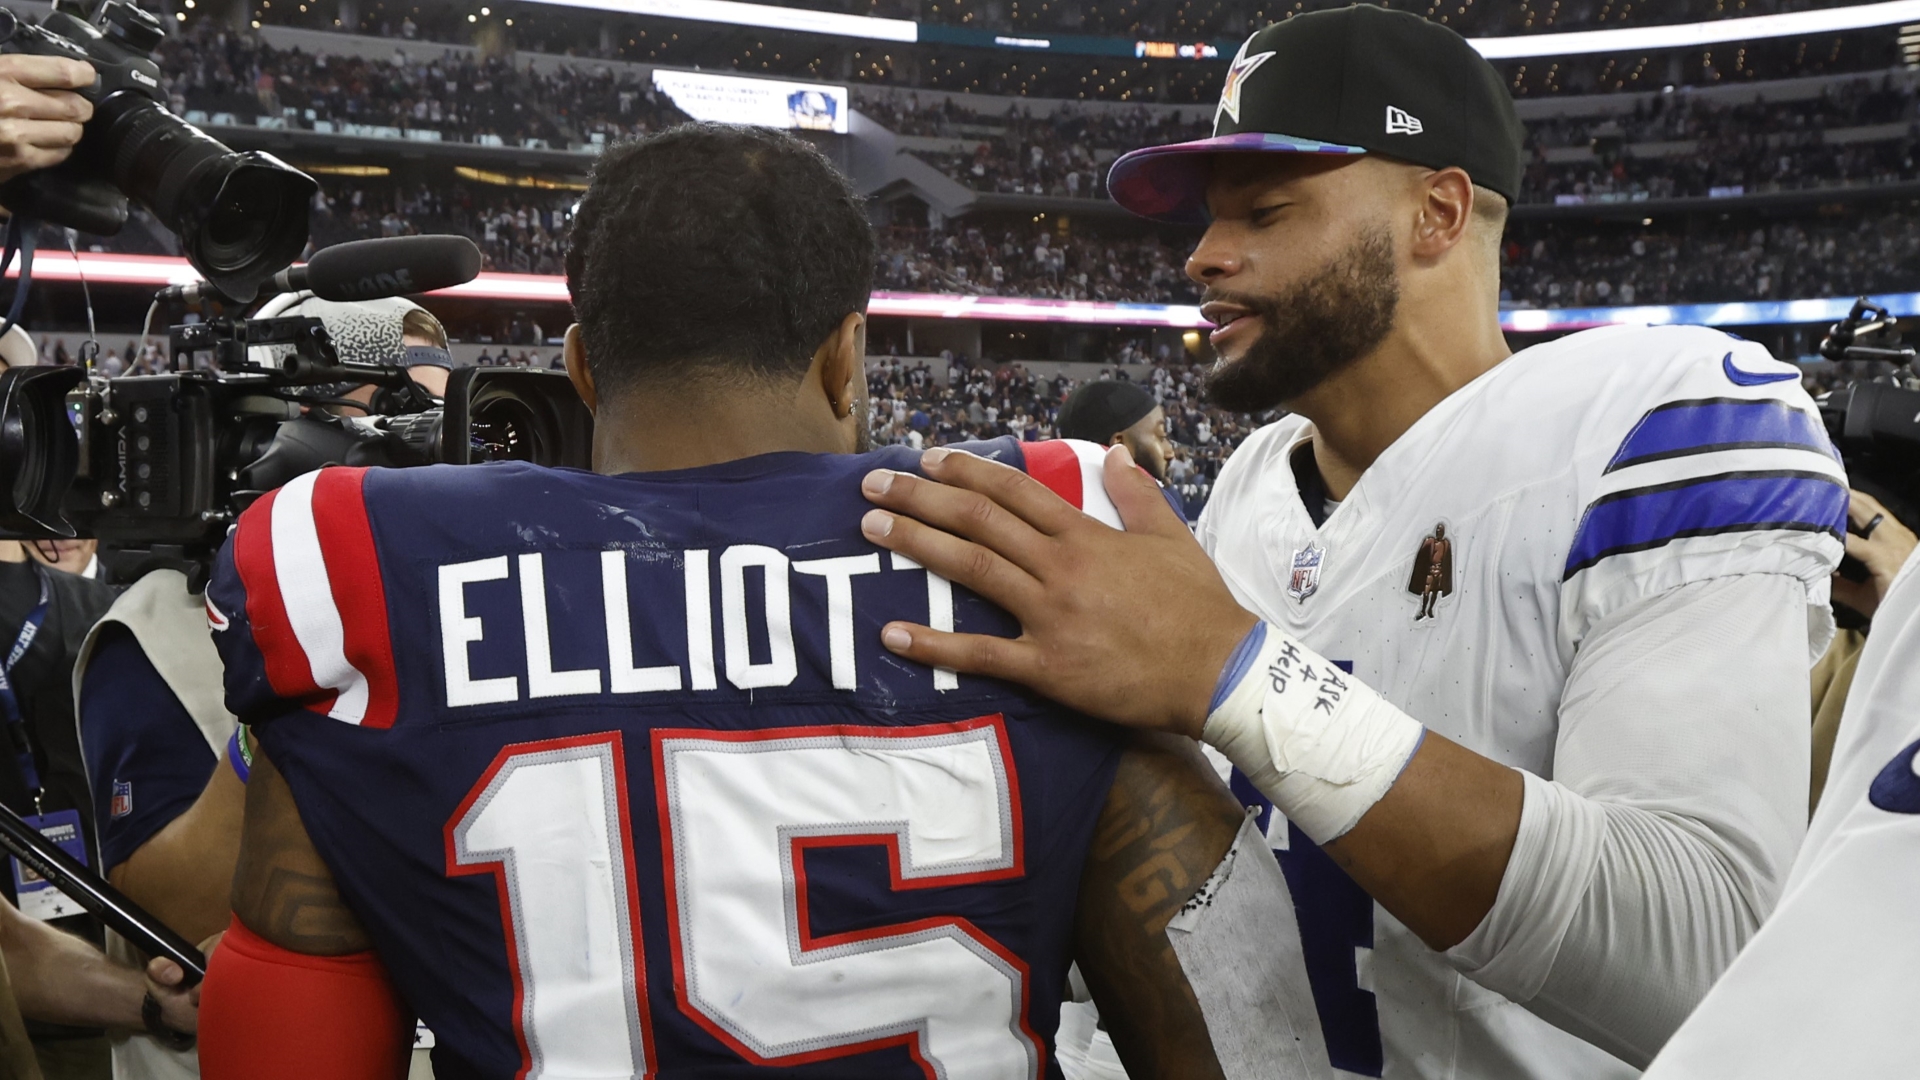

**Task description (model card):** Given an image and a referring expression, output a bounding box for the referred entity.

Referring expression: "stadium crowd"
[71,172,1920,313]
[1501,211,1920,306]
[866,353,1259,510]
[1524,74,1917,150]
[1529,136,1920,202]
[159,22,688,149]
[306,182,576,275]
[869,81,1920,206]
[874,225,1199,302]
[860,92,1208,199]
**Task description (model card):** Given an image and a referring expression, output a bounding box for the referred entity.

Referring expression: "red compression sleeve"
[199,916,412,1080]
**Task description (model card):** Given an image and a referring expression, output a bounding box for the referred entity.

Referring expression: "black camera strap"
[0,214,38,342]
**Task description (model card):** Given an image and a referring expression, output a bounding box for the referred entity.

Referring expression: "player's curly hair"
[565,123,875,397]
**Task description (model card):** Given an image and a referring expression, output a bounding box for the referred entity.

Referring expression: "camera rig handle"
[1821,298,1919,365]
[170,315,416,390]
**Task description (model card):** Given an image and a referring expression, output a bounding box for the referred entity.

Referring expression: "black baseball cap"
[1108,5,1525,225]
[1058,380,1158,443]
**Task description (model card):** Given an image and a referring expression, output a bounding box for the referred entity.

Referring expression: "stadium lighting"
[511,0,1920,58]
[1468,0,1920,59]
[513,0,917,43]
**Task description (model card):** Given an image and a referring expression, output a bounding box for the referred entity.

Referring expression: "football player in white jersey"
[852,6,1844,1080]
[1640,507,1920,1078]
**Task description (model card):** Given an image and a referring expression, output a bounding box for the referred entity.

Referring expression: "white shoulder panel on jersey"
[1020,438,1127,529]
[1538,325,1845,657]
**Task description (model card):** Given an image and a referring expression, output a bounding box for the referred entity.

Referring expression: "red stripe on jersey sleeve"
[310,468,400,729]
[1019,440,1086,509]
[231,488,330,709]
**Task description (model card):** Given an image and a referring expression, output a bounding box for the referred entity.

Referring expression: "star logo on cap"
[1216,40,1277,127]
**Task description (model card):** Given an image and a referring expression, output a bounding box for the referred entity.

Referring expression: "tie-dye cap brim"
[1105,131,1368,226]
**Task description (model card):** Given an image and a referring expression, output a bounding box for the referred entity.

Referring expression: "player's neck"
[1289,303,1511,501]
[590,384,856,474]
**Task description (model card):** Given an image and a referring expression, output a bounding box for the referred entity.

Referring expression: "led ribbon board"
[512,0,1920,59]
[13,252,1910,333]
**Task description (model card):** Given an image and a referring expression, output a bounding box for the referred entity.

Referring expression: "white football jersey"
[1195,323,1845,1080]
[1641,547,1920,1080]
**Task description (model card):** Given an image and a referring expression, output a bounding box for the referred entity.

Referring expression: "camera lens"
[468,392,552,464]
[89,93,317,303]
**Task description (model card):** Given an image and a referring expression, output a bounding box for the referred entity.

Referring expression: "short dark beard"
[1201,226,1400,414]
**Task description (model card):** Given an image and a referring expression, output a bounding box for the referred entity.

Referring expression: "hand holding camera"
[0,52,93,182]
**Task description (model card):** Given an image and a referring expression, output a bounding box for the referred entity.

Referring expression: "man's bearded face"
[1201,224,1401,414]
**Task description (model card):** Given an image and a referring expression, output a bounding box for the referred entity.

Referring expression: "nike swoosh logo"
[1722,352,1799,386]
[1870,737,1920,814]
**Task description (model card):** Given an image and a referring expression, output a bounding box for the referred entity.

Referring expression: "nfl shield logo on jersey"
[1287,542,1324,602]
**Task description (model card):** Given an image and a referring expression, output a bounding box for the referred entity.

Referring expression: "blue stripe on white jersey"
[1567,392,1846,581]
[1564,470,1847,578]
[1603,395,1839,473]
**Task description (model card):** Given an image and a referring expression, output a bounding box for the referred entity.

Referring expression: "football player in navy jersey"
[194,124,1284,1080]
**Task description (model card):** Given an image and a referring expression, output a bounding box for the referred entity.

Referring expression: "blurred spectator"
[1056,379,1175,482]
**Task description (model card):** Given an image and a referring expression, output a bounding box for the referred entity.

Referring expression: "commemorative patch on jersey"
[1408,522,1455,622]
[1287,542,1324,602]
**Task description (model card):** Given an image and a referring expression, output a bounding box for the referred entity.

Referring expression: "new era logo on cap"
[1385,105,1424,135]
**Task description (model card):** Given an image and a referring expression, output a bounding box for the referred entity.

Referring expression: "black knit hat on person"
[1107,4,1526,224]
[1058,381,1159,443]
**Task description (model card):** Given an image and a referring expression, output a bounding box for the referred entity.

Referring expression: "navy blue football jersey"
[206,437,1130,1080]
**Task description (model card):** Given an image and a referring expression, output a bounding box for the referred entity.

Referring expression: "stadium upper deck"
[217,0,1910,99]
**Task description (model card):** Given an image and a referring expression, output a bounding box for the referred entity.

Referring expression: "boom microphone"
[269,235,484,301]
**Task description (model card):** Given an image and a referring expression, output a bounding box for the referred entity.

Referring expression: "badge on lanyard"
[0,566,74,920]
[11,808,87,921]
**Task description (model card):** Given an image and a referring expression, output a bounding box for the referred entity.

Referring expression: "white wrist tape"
[1201,623,1426,844]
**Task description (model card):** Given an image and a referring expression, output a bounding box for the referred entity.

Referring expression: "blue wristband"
[1209,622,1268,716]
[226,728,250,784]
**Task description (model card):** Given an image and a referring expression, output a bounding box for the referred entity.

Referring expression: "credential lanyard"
[0,566,52,810]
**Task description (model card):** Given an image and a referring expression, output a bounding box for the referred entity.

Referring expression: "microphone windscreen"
[302,236,484,302]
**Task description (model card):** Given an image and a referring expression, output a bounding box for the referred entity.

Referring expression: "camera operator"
[0,335,115,1080]
[1807,489,1917,810]
[24,542,101,584]
[75,296,451,1080]
[0,894,203,1080]
[251,295,452,414]
[0,55,92,184]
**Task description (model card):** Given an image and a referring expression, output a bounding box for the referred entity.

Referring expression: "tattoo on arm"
[1074,733,1245,1080]
[229,745,372,956]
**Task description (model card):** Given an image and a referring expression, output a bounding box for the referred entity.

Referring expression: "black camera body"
[0,0,315,301]
[1816,300,1920,620]
[0,315,593,585]
[1818,300,1920,506]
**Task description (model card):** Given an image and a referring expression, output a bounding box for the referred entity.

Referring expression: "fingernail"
[862,510,894,538]
[882,625,913,651]
[862,469,895,495]
[922,447,951,468]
